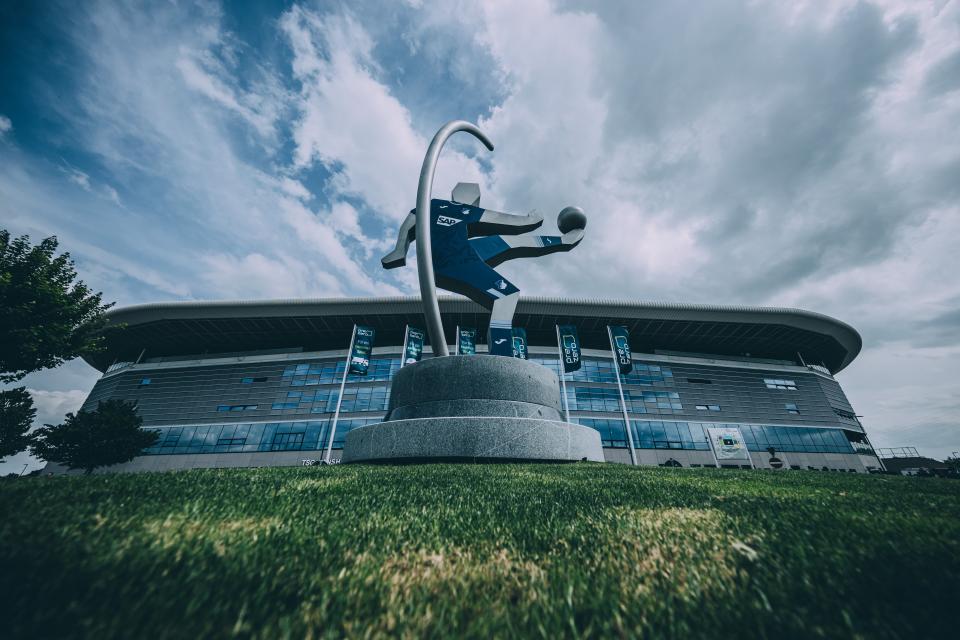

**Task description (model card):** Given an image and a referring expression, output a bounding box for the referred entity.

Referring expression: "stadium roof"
[82,296,862,374]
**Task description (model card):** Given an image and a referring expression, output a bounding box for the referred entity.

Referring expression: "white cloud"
[0,2,400,308]
[278,177,312,201]
[326,200,366,244]
[0,114,11,135]
[175,46,285,142]
[275,196,401,295]
[65,167,91,191]
[841,340,960,460]
[201,252,340,299]
[280,6,487,222]
[27,388,89,426]
[0,153,193,299]
[103,184,122,205]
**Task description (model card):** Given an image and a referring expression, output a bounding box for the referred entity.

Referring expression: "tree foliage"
[0,387,36,462]
[30,400,157,474]
[0,230,113,383]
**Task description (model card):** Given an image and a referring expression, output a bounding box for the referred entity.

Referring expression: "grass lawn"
[1,464,958,639]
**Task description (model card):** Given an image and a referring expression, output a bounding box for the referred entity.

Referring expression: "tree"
[0,230,113,383]
[30,400,158,474]
[0,387,36,462]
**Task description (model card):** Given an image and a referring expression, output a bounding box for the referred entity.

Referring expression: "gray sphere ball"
[557,206,587,234]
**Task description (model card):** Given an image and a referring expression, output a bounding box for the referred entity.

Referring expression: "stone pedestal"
[341,355,603,463]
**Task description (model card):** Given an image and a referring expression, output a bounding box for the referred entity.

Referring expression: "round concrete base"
[341,416,604,463]
[341,355,603,464]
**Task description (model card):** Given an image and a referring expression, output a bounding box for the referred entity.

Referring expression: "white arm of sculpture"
[382,212,416,269]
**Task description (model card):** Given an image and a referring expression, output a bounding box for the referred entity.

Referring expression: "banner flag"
[403,327,425,366]
[557,324,582,373]
[511,327,528,360]
[488,326,513,356]
[608,325,633,375]
[707,427,752,462]
[348,326,376,375]
[457,327,477,355]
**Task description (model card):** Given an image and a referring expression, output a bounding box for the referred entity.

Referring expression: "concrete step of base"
[342,416,604,463]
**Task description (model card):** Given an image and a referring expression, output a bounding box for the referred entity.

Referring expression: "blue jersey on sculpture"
[383,184,587,355]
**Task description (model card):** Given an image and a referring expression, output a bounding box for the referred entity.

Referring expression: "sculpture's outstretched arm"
[470,228,585,268]
[470,208,544,237]
[382,211,416,269]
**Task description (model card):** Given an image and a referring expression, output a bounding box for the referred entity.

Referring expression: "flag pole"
[400,324,410,368]
[555,325,571,423]
[324,324,356,463]
[607,326,638,466]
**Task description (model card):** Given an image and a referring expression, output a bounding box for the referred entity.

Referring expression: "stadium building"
[60,296,883,473]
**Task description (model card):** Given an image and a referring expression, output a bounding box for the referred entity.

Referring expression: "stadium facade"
[57,296,883,473]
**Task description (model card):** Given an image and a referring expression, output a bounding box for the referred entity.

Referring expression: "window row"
[282,358,400,383]
[157,395,826,421]
[135,387,831,421]
[274,386,390,413]
[764,378,797,390]
[142,417,856,457]
[531,357,674,386]
[144,417,384,455]
[129,361,817,401]
[566,386,682,413]
[574,418,855,455]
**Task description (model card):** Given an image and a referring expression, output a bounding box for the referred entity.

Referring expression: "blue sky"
[2,0,959,473]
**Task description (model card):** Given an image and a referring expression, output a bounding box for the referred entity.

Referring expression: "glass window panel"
[663,422,680,442]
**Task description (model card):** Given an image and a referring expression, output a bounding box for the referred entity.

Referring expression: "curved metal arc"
[415,120,494,357]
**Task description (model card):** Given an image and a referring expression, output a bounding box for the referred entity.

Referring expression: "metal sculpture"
[383,120,587,356]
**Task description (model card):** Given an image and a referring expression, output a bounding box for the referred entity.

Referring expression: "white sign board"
[707,427,751,462]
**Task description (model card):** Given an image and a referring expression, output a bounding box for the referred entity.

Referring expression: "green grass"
[1,464,958,639]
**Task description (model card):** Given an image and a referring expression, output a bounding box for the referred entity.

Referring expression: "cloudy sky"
[1,0,958,473]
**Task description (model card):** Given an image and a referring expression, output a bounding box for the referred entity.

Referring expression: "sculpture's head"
[557,206,587,234]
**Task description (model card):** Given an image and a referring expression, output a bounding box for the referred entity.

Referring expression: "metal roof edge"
[94,295,862,372]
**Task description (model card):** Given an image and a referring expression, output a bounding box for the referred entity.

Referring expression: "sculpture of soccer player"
[383,182,587,355]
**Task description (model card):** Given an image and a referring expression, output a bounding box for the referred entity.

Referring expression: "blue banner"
[511,327,528,360]
[609,325,633,375]
[403,326,424,366]
[349,326,376,375]
[557,324,582,373]
[488,326,513,356]
[457,327,477,355]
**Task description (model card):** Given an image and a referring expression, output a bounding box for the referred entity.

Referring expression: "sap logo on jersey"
[436,215,462,227]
